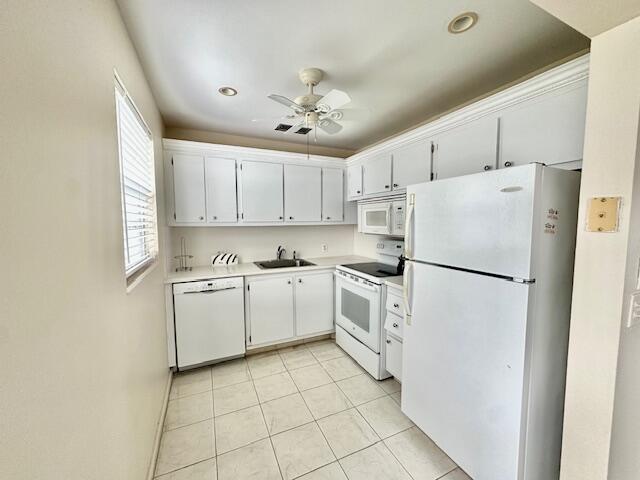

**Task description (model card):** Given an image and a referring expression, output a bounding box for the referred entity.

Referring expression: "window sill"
[126,260,159,294]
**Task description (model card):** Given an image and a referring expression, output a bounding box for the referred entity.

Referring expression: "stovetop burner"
[340,262,402,278]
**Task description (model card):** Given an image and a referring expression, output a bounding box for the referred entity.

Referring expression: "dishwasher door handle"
[183,286,238,294]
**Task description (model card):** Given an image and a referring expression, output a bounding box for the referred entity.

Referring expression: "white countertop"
[165,255,374,284]
[385,276,404,290]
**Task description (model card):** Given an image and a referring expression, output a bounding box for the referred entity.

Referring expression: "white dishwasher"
[173,277,245,369]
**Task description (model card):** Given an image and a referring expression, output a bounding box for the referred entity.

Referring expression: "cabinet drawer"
[384,311,403,340]
[385,333,402,381]
[386,292,404,317]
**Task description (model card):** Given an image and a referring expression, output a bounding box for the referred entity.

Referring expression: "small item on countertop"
[174,236,193,272]
[211,252,239,266]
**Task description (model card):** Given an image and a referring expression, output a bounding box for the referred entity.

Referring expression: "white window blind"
[114,74,158,280]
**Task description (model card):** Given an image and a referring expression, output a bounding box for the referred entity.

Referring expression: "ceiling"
[117,0,589,152]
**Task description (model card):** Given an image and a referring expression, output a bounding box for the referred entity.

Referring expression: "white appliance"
[359,199,405,236]
[173,277,245,369]
[402,164,580,480]
[335,240,404,379]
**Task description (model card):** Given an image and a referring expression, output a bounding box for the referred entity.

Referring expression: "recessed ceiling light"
[218,86,238,96]
[448,12,478,34]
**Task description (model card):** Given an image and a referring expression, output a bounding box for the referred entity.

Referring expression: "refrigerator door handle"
[405,193,415,259]
[403,261,413,325]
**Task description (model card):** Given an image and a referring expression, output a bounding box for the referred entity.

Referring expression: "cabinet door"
[363,153,392,195]
[347,164,363,199]
[241,161,284,222]
[392,140,431,189]
[500,84,587,168]
[205,157,237,223]
[173,154,206,223]
[385,333,402,380]
[322,168,344,221]
[434,117,499,180]
[248,276,294,345]
[284,164,321,222]
[295,272,334,336]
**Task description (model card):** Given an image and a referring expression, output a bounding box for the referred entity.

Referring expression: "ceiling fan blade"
[315,89,351,113]
[318,118,343,135]
[268,94,304,113]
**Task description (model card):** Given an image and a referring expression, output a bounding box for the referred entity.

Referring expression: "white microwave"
[360,200,405,236]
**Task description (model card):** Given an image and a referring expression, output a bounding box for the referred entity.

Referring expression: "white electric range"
[335,240,404,379]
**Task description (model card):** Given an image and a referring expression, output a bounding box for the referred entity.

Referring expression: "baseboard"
[146,370,173,480]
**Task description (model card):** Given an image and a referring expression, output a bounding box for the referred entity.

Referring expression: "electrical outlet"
[628,290,640,328]
[321,243,328,253]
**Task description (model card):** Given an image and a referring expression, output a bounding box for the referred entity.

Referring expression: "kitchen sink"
[255,259,316,269]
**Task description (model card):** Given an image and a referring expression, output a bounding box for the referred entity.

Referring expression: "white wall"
[170,225,356,267]
[0,1,169,479]
[559,15,640,480]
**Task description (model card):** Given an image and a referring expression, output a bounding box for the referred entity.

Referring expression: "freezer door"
[402,262,533,480]
[407,164,541,280]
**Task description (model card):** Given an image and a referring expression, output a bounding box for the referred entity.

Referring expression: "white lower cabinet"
[246,270,335,347]
[385,333,403,381]
[247,276,295,345]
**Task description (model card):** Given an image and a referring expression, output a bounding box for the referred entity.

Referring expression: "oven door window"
[365,210,387,227]
[341,288,371,332]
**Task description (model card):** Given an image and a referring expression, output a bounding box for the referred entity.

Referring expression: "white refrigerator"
[402,164,580,480]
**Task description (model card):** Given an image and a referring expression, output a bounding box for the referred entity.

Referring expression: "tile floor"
[155,339,471,480]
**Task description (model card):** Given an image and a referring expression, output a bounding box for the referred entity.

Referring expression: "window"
[114,73,158,284]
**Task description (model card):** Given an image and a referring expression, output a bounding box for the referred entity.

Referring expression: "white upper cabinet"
[247,276,295,346]
[392,139,432,189]
[205,157,237,223]
[241,161,284,222]
[499,84,587,168]
[433,117,499,180]
[322,168,344,221]
[347,164,363,200]
[284,164,321,222]
[295,272,334,336]
[363,153,392,195]
[173,154,206,223]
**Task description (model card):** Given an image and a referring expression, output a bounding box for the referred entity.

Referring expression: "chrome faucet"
[277,245,286,260]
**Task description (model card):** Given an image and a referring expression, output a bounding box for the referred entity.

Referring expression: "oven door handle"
[335,272,380,292]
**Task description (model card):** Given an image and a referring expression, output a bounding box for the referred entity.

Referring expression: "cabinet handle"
[298,278,302,283]
[199,216,204,220]
[483,165,491,171]
[279,216,283,220]
[212,216,217,220]
[356,190,361,194]
[385,185,390,189]
[393,303,399,308]
[287,280,292,284]
[289,216,294,220]
[393,183,399,188]
[504,161,513,167]
[326,216,331,220]
[386,339,391,344]
[393,322,399,328]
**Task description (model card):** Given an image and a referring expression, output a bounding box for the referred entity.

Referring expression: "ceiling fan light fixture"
[448,12,478,34]
[218,86,238,96]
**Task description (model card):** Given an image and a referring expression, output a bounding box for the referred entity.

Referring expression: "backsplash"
[169,225,356,268]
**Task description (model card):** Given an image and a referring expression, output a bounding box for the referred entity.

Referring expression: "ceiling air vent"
[275,123,292,132]
[294,127,312,135]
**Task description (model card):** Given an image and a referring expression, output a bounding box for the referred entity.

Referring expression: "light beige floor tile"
[277,343,309,354]
[164,391,213,431]
[280,348,318,370]
[384,426,457,479]
[261,393,314,435]
[212,358,251,389]
[253,371,298,403]
[336,374,387,406]
[339,442,411,480]
[155,420,215,476]
[272,422,336,480]
[155,458,217,480]
[248,353,286,379]
[318,409,380,459]
[289,364,334,391]
[213,381,258,416]
[390,391,401,405]
[214,405,269,454]
[379,377,401,394]
[440,468,472,480]
[357,396,413,439]
[321,357,364,381]
[301,383,353,419]
[170,369,212,400]
[216,438,282,480]
[308,342,346,362]
[297,462,347,480]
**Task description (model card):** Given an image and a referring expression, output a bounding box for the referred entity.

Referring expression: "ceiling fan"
[266,68,351,137]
